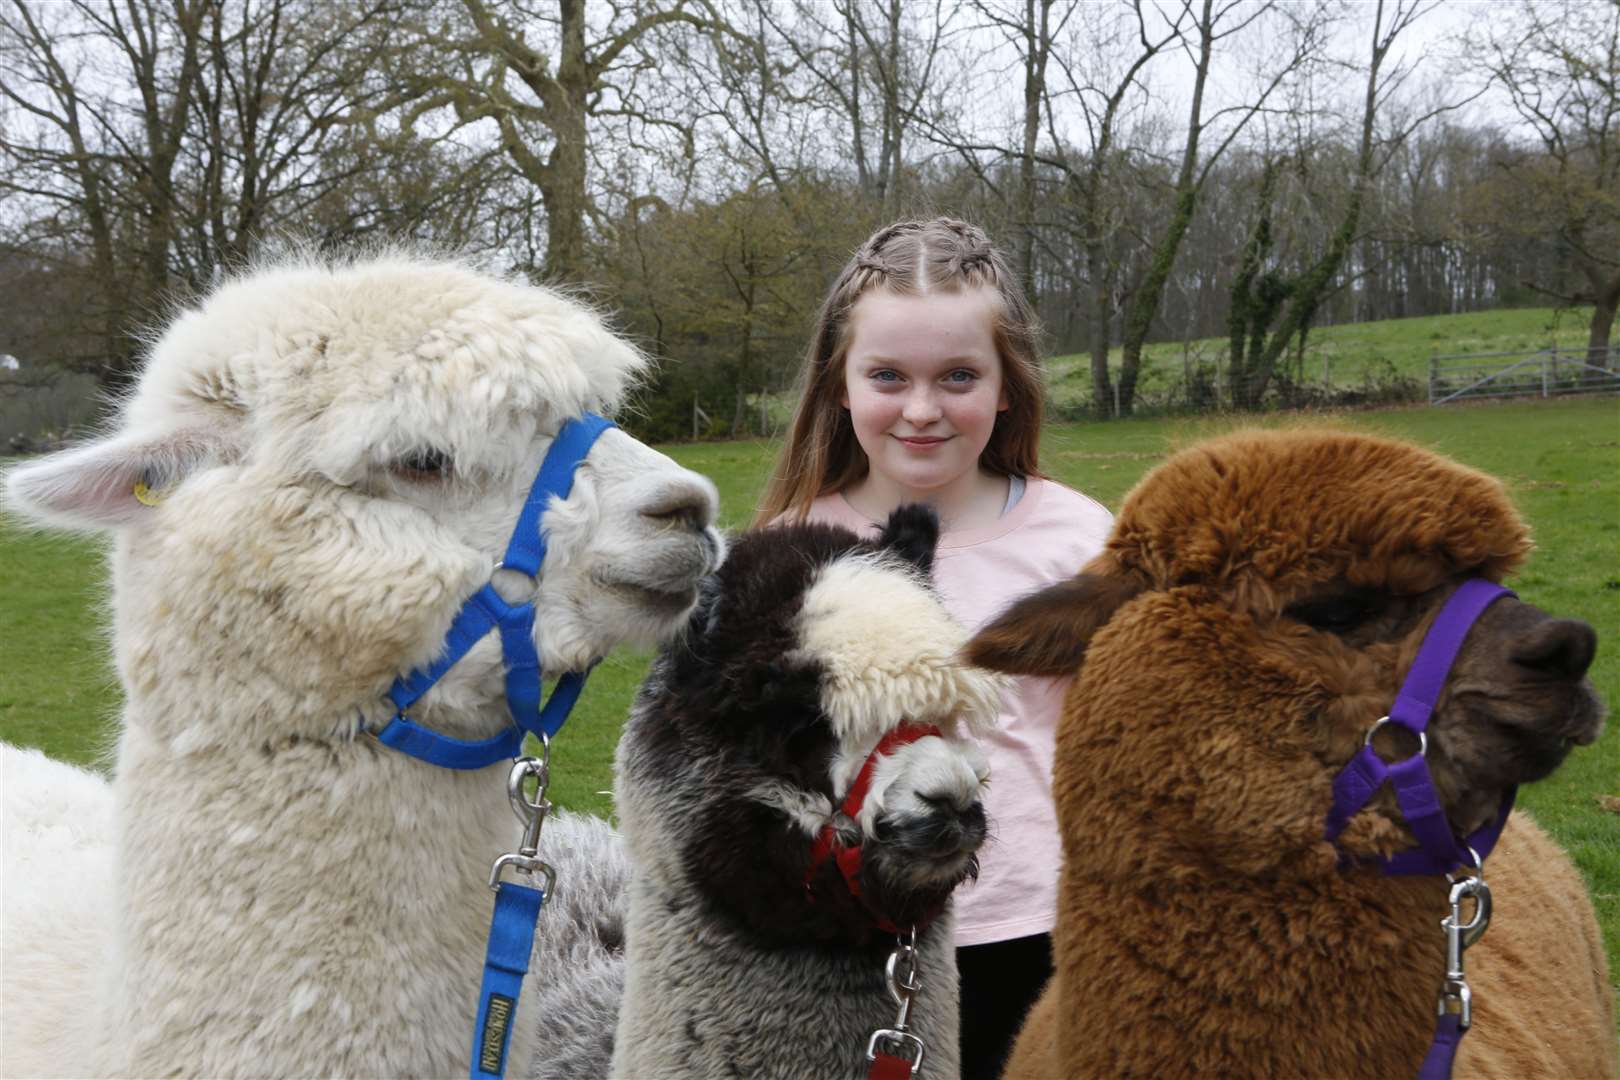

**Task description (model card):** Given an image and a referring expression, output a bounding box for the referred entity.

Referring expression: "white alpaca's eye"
[390,447,453,483]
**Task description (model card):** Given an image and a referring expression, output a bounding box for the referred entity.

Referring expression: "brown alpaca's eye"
[1286,587,1386,636]
[391,447,452,482]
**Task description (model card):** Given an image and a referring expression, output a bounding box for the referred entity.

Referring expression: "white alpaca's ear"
[3,426,226,531]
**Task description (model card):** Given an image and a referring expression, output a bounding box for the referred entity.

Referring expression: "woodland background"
[1,0,1616,442]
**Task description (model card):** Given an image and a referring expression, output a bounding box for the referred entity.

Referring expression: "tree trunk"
[1088,250,1115,420]
[846,4,871,198]
[1227,159,1281,408]
[1242,0,1395,403]
[1119,186,1197,414]
[542,0,591,283]
[881,0,902,213]
[1017,0,1050,302]
[1116,0,1213,416]
[1584,267,1620,372]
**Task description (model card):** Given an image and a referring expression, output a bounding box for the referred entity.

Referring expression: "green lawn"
[1047,305,1615,410]
[3,396,1616,989]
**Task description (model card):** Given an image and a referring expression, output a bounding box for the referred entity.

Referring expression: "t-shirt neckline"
[837,476,1045,551]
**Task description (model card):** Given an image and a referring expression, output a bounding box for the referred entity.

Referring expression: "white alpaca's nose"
[640,480,717,534]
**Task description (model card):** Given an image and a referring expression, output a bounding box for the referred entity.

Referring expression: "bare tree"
[1112,0,1327,415]
[183,0,430,273]
[0,0,211,388]
[759,0,951,214]
[399,0,738,283]
[959,0,1072,300]
[0,0,434,389]
[1042,0,1184,417]
[910,2,1180,416]
[1227,0,1475,407]
[1471,0,1619,370]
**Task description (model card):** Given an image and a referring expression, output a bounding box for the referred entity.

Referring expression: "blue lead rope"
[365,414,617,1079]
[472,882,547,1079]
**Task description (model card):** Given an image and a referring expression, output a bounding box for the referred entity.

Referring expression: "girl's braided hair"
[753,217,1045,527]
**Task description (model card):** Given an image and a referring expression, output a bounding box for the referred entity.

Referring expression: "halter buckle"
[488,853,557,894]
[1436,978,1472,1029]
[866,1029,925,1070]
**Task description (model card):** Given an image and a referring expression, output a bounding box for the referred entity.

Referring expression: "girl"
[754,217,1114,1080]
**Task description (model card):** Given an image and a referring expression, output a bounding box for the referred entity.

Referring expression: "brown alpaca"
[966,429,1614,1079]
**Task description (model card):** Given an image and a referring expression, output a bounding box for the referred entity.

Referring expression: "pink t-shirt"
[801,478,1114,946]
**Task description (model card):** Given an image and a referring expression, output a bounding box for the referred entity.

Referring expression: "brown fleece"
[974,429,1615,1079]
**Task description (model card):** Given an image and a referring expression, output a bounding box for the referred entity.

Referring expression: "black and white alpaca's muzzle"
[806,724,990,933]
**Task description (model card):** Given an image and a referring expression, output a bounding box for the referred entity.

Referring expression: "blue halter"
[374,412,615,770]
[365,411,617,1080]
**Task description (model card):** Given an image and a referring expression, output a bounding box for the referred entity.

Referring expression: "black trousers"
[956,932,1053,1080]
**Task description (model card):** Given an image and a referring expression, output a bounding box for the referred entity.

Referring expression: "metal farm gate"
[1428,347,1620,405]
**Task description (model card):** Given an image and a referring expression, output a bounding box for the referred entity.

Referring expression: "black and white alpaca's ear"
[877,503,940,576]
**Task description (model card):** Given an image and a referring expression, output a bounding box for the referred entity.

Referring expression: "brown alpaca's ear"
[964,574,1142,676]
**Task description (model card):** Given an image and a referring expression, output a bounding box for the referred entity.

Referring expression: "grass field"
[1045,304,1614,410]
[3,396,1617,989]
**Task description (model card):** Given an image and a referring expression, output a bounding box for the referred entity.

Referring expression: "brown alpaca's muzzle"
[1430,596,1604,833]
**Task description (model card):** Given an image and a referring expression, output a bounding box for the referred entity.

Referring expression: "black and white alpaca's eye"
[1285,587,1387,636]
[390,447,453,483]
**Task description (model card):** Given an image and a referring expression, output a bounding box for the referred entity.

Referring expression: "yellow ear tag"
[132,479,165,507]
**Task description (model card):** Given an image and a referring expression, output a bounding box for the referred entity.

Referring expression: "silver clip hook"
[1436,871,1491,1030]
[868,927,927,1074]
[488,742,557,898]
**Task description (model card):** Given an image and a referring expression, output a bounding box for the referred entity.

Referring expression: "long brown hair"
[752,218,1045,527]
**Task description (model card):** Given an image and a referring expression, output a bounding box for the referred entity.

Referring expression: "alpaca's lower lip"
[601,577,698,611]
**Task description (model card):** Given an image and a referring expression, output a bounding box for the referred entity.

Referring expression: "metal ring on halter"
[1363,715,1427,758]
[1445,846,1483,880]
[490,559,541,604]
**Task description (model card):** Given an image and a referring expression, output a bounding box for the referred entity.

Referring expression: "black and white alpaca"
[539,506,1004,1080]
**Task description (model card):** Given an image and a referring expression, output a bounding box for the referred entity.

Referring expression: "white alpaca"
[0,252,723,1079]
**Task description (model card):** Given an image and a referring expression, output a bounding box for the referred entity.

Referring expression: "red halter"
[804,723,944,934]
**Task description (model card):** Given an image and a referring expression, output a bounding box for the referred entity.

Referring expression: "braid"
[854,221,921,280]
[866,220,923,254]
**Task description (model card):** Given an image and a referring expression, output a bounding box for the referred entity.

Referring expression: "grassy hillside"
[1046,304,1615,412]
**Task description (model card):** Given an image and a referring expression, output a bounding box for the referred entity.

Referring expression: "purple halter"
[1323,577,1514,1080]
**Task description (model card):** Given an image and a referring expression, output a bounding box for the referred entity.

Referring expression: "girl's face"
[841,287,1008,502]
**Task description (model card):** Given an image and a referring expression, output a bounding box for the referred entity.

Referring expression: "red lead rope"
[869,1050,917,1080]
[804,723,944,933]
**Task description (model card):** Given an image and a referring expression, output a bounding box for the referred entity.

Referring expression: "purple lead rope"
[1323,578,1514,1080]
[1418,1014,1466,1080]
